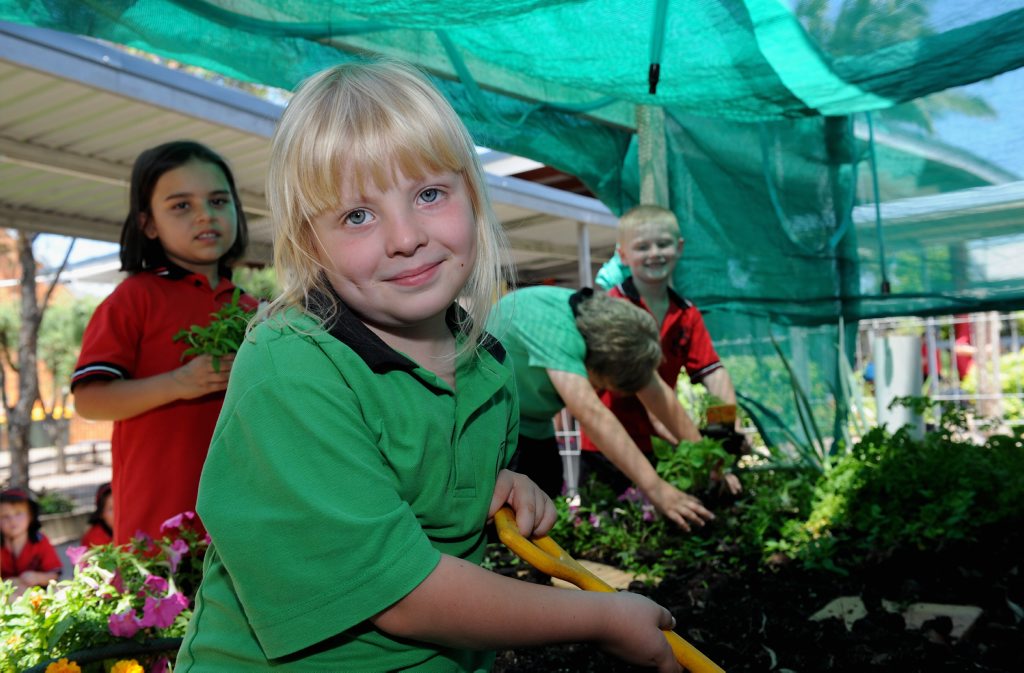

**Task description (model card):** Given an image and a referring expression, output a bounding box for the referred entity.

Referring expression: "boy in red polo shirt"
[586,205,742,495]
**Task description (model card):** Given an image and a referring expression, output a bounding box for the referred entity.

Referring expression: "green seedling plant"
[172,289,254,372]
[653,436,734,493]
[546,477,674,581]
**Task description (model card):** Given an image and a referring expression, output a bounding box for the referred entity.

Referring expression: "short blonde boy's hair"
[617,204,679,247]
[574,292,661,393]
[265,59,510,355]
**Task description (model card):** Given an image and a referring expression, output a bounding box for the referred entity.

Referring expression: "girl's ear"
[139,213,159,240]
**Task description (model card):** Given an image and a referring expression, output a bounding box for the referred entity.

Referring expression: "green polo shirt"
[176,295,516,672]
[486,286,587,440]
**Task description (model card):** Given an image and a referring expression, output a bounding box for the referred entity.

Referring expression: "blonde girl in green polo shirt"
[176,60,681,673]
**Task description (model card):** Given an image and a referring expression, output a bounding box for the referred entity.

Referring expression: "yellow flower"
[110,660,145,673]
[44,659,81,673]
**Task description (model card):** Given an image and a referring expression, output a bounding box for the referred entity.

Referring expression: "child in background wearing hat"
[80,482,113,547]
[1,488,62,598]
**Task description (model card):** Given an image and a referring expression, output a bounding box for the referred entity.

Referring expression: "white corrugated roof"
[0,22,617,285]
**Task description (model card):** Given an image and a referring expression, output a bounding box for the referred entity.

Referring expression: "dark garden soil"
[492,520,1024,672]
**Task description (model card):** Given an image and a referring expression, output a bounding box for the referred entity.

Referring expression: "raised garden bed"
[492,519,1023,672]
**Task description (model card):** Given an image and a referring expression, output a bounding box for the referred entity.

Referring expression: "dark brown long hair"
[119,140,248,275]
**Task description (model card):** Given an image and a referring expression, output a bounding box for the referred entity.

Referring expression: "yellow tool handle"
[493,507,725,673]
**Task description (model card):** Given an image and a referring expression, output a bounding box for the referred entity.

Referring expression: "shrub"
[37,489,76,515]
[776,405,1024,570]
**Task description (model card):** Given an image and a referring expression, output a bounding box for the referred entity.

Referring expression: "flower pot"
[705,404,736,427]
[40,507,91,545]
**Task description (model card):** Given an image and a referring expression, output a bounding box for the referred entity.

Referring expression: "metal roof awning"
[853,180,1024,249]
[0,22,618,285]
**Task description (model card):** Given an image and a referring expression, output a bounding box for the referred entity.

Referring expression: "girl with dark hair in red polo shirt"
[70,141,258,544]
[1,488,62,598]
[80,482,113,547]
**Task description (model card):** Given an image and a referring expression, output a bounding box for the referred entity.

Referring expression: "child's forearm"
[73,354,231,421]
[73,374,192,420]
[19,570,59,587]
[372,553,675,665]
[373,555,607,648]
[636,378,701,443]
[701,369,741,431]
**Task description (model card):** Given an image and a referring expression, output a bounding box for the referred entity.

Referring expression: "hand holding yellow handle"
[493,506,725,673]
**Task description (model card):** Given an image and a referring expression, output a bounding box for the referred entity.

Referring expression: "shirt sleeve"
[683,306,723,383]
[196,354,440,659]
[71,282,142,389]
[516,294,587,376]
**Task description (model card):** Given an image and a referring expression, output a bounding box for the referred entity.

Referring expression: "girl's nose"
[196,203,217,223]
[385,213,428,256]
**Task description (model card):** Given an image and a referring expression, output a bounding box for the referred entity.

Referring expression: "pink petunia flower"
[110,568,126,594]
[108,609,143,638]
[165,538,190,574]
[617,487,644,503]
[159,511,196,535]
[149,657,170,673]
[139,592,189,629]
[142,575,168,595]
[65,545,88,567]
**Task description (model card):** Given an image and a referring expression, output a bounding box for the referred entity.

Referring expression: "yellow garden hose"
[493,506,725,673]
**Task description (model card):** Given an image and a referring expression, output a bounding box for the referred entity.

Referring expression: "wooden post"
[636,105,669,208]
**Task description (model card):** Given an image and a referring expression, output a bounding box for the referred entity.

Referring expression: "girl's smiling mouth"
[387,260,442,286]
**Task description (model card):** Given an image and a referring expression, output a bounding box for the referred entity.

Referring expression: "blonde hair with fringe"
[264,59,511,357]
[617,204,680,248]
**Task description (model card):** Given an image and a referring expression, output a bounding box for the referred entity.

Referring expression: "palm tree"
[794,0,995,134]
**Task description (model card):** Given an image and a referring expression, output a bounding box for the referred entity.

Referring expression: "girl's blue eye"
[345,209,369,226]
[420,188,440,203]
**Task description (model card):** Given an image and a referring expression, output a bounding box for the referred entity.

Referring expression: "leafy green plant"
[774,406,1024,571]
[36,489,75,515]
[542,458,819,581]
[547,477,671,579]
[1,512,206,672]
[231,266,279,302]
[172,289,254,372]
[653,436,733,493]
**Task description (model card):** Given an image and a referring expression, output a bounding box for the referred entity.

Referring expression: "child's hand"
[647,479,714,532]
[598,592,682,672]
[171,354,235,399]
[711,469,742,496]
[488,469,557,538]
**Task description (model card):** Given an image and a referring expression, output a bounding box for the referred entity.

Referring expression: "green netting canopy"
[4,0,1024,450]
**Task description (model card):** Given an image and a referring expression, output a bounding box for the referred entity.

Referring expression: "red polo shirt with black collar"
[1,534,62,580]
[581,276,721,453]
[71,264,258,544]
